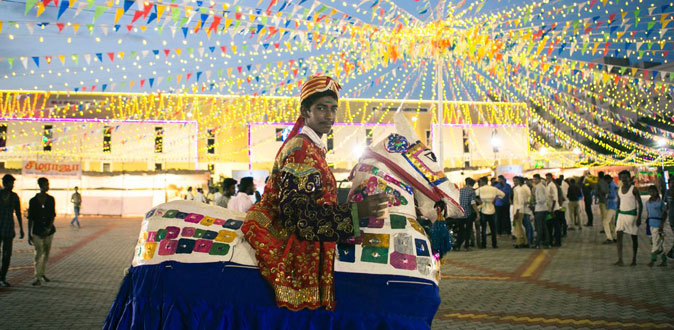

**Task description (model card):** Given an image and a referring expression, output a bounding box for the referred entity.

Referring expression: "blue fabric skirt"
[429,221,453,258]
[104,261,440,330]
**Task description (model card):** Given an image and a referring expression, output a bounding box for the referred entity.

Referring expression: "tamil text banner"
[22,161,82,177]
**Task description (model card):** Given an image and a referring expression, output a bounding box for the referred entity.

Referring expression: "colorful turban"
[276,75,341,157]
[299,74,341,103]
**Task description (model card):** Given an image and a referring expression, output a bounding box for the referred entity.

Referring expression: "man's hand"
[357,194,388,219]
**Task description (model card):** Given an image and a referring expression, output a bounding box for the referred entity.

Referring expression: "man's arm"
[634,186,642,226]
[660,200,667,229]
[279,170,355,242]
[14,194,23,239]
[49,196,56,226]
[26,199,33,245]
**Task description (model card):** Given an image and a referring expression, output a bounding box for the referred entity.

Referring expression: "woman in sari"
[241,74,388,311]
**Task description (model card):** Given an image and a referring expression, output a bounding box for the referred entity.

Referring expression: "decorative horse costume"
[104,113,463,330]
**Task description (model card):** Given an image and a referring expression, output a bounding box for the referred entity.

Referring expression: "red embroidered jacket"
[241,135,355,311]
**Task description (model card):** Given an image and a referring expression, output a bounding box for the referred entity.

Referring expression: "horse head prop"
[351,112,464,222]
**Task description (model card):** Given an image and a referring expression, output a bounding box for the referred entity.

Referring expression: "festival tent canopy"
[0,0,672,166]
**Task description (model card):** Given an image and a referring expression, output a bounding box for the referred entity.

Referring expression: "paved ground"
[0,213,673,330]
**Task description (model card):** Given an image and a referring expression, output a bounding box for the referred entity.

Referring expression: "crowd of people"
[448,171,673,267]
[183,176,259,214]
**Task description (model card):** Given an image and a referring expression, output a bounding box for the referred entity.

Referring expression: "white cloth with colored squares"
[133,200,440,285]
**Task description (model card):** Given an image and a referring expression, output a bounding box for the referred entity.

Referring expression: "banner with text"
[22,161,82,177]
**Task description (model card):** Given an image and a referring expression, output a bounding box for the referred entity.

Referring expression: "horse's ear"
[393,112,419,142]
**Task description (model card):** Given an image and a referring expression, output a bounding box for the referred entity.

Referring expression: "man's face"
[226,186,236,196]
[620,173,630,185]
[246,184,256,195]
[499,177,505,185]
[302,96,338,136]
[513,178,520,186]
[40,181,49,193]
[533,177,540,184]
[2,180,14,191]
[546,176,552,183]
[650,189,659,199]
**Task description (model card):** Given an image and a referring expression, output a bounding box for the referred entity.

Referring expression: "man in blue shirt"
[453,178,480,251]
[601,175,618,244]
[494,175,513,236]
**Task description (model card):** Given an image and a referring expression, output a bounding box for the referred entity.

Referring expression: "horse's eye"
[424,151,437,162]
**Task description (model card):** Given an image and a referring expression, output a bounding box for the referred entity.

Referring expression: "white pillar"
[434,56,445,170]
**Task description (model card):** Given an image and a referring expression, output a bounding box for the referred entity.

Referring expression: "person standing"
[0,174,24,287]
[494,175,512,236]
[185,187,194,200]
[533,174,551,249]
[581,176,594,229]
[521,177,535,246]
[70,186,81,228]
[560,175,569,235]
[212,187,224,207]
[228,177,256,213]
[513,176,532,248]
[614,170,643,266]
[667,174,674,258]
[546,174,562,247]
[602,175,618,244]
[596,171,608,228]
[28,177,56,286]
[645,185,667,267]
[453,177,479,251]
[566,179,582,230]
[219,178,237,208]
[476,176,505,248]
[193,188,208,203]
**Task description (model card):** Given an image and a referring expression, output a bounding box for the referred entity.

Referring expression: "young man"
[476,176,505,248]
[241,74,387,311]
[494,175,512,236]
[193,188,207,204]
[219,178,237,208]
[559,175,569,234]
[185,187,194,201]
[520,177,535,246]
[212,187,223,207]
[645,185,667,267]
[453,177,479,251]
[546,174,562,247]
[566,179,582,230]
[70,186,81,228]
[28,177,56,286]
[602,175,618,244]
[596,171,608,228]
[668,175,674,258]
[614,170,643,266]
[227,177,255,213]
[581,176,594,228]
[533,174,551,249]
[0,174,24,287]
[512,176,532,248]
